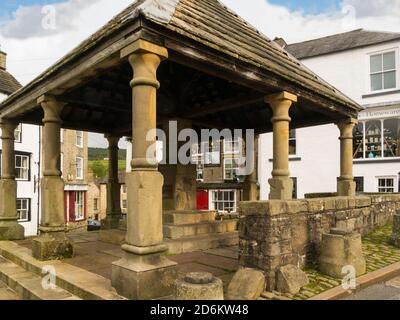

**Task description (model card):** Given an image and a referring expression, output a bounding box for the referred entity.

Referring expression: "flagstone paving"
[286,225,400,300]
[0,280,19,300]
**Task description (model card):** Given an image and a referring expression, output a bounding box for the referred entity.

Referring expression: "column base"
[101,214,122,230]
[269,177,293,200]
[111,251,177,300]
[0,221,24,241]
[32,232,74,261]
[337,179,356,197]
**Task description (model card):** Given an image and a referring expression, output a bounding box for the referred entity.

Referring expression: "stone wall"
[238,194,400,290]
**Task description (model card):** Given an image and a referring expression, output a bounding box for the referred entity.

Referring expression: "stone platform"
[0,231,239,300]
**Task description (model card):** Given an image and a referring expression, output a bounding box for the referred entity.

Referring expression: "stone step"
[163,211,217,225]
[165,231,239,255]
[0,241,124,300]
[0,256,81,300]
[164,219,238,240]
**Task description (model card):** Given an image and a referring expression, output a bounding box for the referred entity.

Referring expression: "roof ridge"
[288,28,364,46]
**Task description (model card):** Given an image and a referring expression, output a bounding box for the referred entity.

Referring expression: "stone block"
[276,264,309,294]
[32,232,74,261]
[307,199,325,212]
[0,222,24,241]
[337,180,356,197]
[391,213,400,247]
[335,198,349,210]
[355,197,372,208]
[226,268,266,300]
[101,215,122,230]
[319,229,366,278]
[268,177,293,201]
[174,272,223,300]
[286,200,308,214]
[112,252,177,300]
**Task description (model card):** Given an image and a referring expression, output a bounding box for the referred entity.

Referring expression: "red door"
[196,190,209,211]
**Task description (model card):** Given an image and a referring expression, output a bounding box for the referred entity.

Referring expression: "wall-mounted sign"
[359,106,400,121]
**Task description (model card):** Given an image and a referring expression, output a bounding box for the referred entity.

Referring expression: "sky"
[1,0,400,148]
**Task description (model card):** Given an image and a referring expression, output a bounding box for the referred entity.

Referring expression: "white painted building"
[0,50,40,236]
[260,29,400,199]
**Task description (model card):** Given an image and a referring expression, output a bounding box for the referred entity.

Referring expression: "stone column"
[336,118,357,197]
[112,39,177,300]
[102,135,122,229]
[265,92,297,200]
[243,135,259,201]
[32,95,73,261]
[0,119,24,240]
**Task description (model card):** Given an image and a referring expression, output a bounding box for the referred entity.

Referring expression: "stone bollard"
[174,272,224,300]
[319,228,366,279]
[391,213,400,247]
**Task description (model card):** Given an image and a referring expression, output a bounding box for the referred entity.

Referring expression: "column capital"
[0,118,18,140]
[265,91,298,104]
[336,118,358,140]
[121,39,168,60]
[265,91,297,123]
[38,95,65,124]
[105,134,121,147]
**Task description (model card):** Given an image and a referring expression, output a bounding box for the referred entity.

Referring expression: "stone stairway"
[163,211,239,254]
[0,241,124,300]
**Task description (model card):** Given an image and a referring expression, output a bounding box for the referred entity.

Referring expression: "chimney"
[0,51,6,70]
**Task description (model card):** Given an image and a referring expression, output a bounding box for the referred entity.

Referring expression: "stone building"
[0,0,363,300]
[60,129,89,232]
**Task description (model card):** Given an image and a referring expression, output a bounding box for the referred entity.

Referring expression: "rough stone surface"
[0,222,24,241]
[276,264,309,294]
[391,213,400,247]
[32,232,74,261]
[319,231,366,278]
[174,272,223,300]
[226,268,266,300]
[239,195,396,290]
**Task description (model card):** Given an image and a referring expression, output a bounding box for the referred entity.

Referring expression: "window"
[224,157,239,181]
[191,143,205,181]
[122,184,127,194]
[14,124,22,143]
[204,140,220,165]
[15,154,29,180]
[93,198,98,211]
[211,190,236,214]
[370,51,397,91]
[76,157,83,180]
[122,200,127,209]
[76,131,84,148]
[16,199,30,222]
[355,177,364,193]
[224,139,240,155]
[74,191,85,221]
[378,177,395,193]
[355,119,400,159]
[289,129,297,155]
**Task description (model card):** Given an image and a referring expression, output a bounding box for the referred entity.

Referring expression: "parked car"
[87,219,101,231]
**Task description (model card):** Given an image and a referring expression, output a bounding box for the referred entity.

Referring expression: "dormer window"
[370,50,397,92]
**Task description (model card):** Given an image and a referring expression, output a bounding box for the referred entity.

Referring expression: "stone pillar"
[32,95,73,261]
[243,135,259,201]
[265,92,297,200]
[391,212,400,248]
[159,119,197,211]
[0,119,24,240]
[337,118,357,197]
[319,228,366,278]
[102,135,122,229]
[111,39,177,300]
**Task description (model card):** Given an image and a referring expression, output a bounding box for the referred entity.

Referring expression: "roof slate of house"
[1,0,361,112]
[0,68,21,95]
[286,29,400,60]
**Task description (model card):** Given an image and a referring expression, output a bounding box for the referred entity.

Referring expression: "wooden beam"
[180,96,264,119]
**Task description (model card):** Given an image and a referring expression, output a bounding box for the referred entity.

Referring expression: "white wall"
[260,39,400,198]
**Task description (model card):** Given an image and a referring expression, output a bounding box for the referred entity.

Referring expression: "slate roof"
[286,29,400,60]
[1,0,361,112]
[0,68,21,95]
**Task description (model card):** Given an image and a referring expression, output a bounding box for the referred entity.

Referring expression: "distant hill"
[88,147,126,161]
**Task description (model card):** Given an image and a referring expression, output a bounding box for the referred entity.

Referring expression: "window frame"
[74,191,85,221]
[377,176,397,193]
[289,129,297,156]
[367,48,399,94]
[76,157,84,180]
[223,157,239,181]
[15,153,30,181]
[210,189,237,214]
[76,130,84,148]
[16,198,31,222]
[14,124,22,143]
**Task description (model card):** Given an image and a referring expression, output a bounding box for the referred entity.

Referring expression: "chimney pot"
[0,51,6,70]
